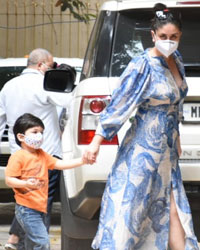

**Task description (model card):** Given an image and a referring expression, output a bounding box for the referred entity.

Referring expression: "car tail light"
[78,96,119,145]
[90,99,106,113]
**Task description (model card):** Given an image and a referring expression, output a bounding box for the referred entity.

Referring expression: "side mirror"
[44,69,76,93]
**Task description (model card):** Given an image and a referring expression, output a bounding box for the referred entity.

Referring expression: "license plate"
[183,103,200,122]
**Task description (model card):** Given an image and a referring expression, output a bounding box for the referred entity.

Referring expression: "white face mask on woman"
[24,132,43,149]
[155,39,178,58]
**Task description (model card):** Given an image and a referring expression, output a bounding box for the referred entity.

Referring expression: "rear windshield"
[0,66,25,91]
[111,8,200,77]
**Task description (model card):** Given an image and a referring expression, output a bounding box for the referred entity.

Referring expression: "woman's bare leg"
[168,192,185,250]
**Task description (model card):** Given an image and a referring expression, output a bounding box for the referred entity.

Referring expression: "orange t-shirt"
[5,149,57,213]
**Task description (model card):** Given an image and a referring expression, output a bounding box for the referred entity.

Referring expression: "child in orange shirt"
[5,113,89,250]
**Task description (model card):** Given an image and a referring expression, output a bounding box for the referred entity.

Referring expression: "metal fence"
[0,0,105,58]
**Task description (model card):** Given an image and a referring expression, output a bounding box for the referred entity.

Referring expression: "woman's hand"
[83,135,104,164]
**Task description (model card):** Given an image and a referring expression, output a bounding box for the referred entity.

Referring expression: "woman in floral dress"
[84,3,199,250]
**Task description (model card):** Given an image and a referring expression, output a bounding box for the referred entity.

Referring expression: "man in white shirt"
[0,48,72,250]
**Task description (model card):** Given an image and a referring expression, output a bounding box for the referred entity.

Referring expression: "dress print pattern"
[92,49,199,250]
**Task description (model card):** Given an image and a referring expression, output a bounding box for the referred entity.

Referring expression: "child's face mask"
[24,132,43,149]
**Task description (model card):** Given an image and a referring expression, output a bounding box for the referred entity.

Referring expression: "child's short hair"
[13,113,45,146]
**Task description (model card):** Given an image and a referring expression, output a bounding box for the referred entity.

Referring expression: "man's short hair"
[13,113,45,146]
[27,48,52,67]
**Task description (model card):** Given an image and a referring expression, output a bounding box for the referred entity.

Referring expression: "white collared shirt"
[0,68,72,157]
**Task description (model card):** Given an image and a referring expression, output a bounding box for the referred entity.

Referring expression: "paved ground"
[0,202,61,250]
[0,225,61,250]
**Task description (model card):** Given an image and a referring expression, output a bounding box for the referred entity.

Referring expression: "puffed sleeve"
[96,56,151,140]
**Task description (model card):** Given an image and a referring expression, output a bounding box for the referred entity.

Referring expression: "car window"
[0,66,25,90]
[111,8,200,77]
[81,11,108,80]
[111,9,151,76]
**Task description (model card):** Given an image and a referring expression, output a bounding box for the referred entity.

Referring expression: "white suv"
[0,57,83,198]
[44,0,200,249]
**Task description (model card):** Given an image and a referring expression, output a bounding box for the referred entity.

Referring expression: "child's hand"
[82,153,96,165]
[26,178,42,189]
[83,142,99,164]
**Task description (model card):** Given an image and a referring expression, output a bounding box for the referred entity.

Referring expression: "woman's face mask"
[155,39,179,58]
[24,132,43,149]
[152,24,181,58]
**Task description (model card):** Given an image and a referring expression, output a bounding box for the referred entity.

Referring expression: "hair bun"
[153,3,167,13]
[154,3,170,21]
[151,2,182,31]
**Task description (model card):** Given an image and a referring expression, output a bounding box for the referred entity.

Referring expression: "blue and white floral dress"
[92,49,199,250]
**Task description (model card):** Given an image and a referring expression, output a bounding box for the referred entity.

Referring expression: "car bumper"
[179,161,200,181]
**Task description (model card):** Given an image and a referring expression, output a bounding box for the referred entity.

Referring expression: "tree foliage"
[55,0,96,23]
